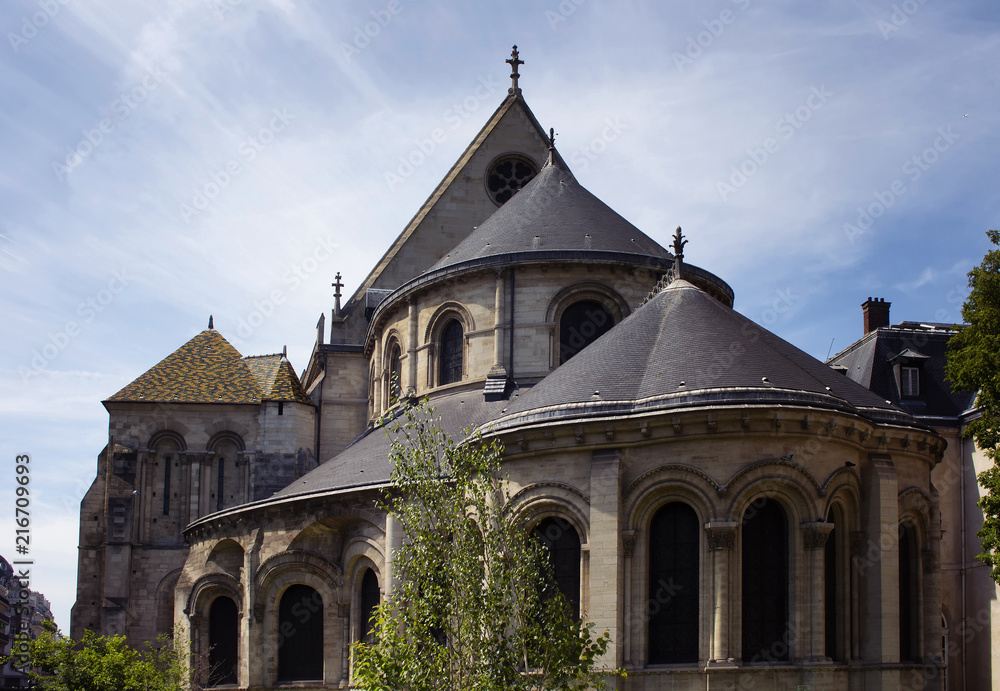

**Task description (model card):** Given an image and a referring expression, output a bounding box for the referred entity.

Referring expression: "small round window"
[485,154,539,205]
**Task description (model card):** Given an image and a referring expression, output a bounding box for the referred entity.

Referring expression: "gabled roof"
[106,330,311,405]
[486,280,911,433]
[429,153,672,272]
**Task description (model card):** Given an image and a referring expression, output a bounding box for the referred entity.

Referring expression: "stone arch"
[624,479,713,668]
[254,551,344,686]
[546,282,628,367]
[147,430,186,452]
[206,538,245,576]
[508,483,590,544]
[344,543,383,656]
[155,568,182,637]
[724,462,821,524]
[382,331,404,406]
[425,303,473,388]
[822,486,859,662]
[186,572,243,689]
[423,301,475,343]
[207,431,246,453]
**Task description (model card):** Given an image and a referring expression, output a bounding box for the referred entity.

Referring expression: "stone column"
[803,521,834,662]
[706,521,738,666]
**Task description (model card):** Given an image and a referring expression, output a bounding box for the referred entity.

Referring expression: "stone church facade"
[72,49,995,690]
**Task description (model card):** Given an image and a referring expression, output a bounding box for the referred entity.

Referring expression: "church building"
[72,48,975,690]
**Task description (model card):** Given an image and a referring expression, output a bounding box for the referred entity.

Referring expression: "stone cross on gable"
[332,272,343,315]
[506,45,524,94]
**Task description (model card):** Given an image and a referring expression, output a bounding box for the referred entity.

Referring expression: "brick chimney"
[862,297,891,335]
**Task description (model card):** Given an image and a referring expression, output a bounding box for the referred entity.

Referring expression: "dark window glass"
[163,456,171,516]
[388,344,402,404]
[899,522,920,662]
[533,517,581,620]
[486,155,538,205]
[216,459,225,512]
[360,569,380,644]
[559,300,614,364]
[278,585,323,681]
[439,320,464,385]
[823,511,841,660]
[208,596,238,686]
[648,502,699,664]
[742,499,789,663]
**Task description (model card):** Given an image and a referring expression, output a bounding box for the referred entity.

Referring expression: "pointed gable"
[338,93,552,328]
[106,330,262,404]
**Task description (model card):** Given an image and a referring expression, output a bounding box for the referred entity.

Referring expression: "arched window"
[387,343,402,405]
[438,319,464,386]
[742,498,789,663]
[208,596,238,686]
[277,585,323,681]
[648,502,699,664]
[360,568,380,644]
[533,517,581,620]
[899,521,920,662]
[559,300,615,364]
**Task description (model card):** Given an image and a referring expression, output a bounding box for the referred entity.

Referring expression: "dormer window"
[890,348,929,399]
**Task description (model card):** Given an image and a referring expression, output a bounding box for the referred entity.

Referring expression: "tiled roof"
[106,330,312,405]
[244,355,313,404]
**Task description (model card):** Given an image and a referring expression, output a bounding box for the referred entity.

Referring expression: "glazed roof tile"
[107,330,312,405]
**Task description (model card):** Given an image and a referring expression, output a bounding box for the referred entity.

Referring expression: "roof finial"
[208,314,214,329]
[671,227,687,280]
[506,45,524,94]
[546,127,557,165]
[332,272,343,317]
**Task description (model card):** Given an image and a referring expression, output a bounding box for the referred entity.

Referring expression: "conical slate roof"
[429,154,673,271]
[487,280,912,432]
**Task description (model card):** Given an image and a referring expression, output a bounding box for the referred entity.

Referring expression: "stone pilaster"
[588,449,622,673]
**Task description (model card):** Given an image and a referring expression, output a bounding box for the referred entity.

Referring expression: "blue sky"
[1,0,997,631]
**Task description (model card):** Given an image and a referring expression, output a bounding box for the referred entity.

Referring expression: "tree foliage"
[352,402,617,691]
[17,628,189,691]
[946,229,1000,581]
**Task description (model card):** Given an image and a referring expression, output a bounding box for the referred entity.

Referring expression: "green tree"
[16,628,189,691]
[947,229,1000,582]
[352,402,618,691]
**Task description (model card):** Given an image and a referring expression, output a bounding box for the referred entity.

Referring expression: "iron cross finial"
[548,127,556,150]
[506,45,524,94]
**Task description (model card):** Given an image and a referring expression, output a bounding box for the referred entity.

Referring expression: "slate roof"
[106,329,312,405]
[827,325,976,425]
[485,280,914,433]
[429,154,673,272]
[266,390,508,501]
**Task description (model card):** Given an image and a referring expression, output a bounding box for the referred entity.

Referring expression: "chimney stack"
[862,297,891,335]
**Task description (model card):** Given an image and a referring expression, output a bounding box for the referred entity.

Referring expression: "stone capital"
[802,521,834,550]
[705,521,738,550]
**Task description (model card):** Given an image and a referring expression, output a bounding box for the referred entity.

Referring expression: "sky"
[0,0,997,632]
